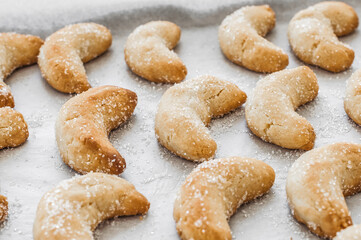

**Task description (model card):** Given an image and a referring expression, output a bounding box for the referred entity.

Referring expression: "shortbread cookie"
[56,85,137,174]
[335,225,361,240]
[344,69,361,125]
[286,143,361,238]
[0,107,29,149]
[0,33,43,108]
[288,2,358,72]
[124,21,187,83]
[0,194,8,223]
[155,75,247,161]
[33,172,150,240]
[38,23,112,93]
[218,5,288,73]
[174,157,275,240]
[245,66,318,150]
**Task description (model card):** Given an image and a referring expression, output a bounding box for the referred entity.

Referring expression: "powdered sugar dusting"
[1,0,361,239]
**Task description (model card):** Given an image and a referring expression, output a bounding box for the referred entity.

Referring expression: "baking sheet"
[1,0,361,239]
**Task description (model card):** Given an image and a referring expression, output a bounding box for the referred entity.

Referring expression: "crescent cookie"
[33,172,150,240]
[174,157,275,240]
[38,23,112,93]
[0,33,43,108]
[0,107,29,149]
[245,66,318,150]
[344,69,361,125]
[286,142,361,238]
[288,1,358,72]
[55,85,137,174]
[218,5,288,73]
[124,21,187,83]
[0,194,8,223]
[155,75,247,161]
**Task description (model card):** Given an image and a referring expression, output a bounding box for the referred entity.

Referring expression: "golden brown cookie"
[344,68,361,125]
[288,1,358,72]
[38,23,112,93]
[155,75,247,161]
[33,172,150,240]
[55,85,137,174]
[174,157,275,240]
[0,33,43,108]
[218,5,288,73]
[245,66,318,150]
[124,21,187,83]
[0,107,29,149]
[286,142,361,238]
[0,194,8,223]
[0,33,37,149]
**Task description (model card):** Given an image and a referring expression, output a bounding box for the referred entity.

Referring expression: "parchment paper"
[0,0,361,239]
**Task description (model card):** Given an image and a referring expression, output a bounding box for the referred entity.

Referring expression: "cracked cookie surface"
[288,1,358,72]
[155,75,246,161]
[245,66,318,150]
[55,85,137,174]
